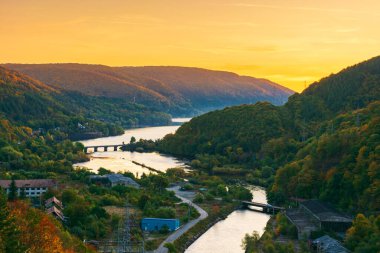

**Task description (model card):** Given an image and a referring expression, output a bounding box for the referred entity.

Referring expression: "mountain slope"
[0,66,154,136]
[3,64,294,115]
[157,56,380,213]
[0,66,70,127]
[160,56,380,157]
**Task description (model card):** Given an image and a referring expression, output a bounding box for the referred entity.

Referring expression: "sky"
[1,0,380,92]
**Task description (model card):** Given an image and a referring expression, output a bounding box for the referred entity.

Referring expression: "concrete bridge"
[84,144,126,153]
[241,201,285,214]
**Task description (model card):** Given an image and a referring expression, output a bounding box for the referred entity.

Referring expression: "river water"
[74,119,270,252]
[186,186,270,253]
[75,125,185,177]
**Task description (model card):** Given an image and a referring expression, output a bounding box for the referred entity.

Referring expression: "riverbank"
[173,202,239,252]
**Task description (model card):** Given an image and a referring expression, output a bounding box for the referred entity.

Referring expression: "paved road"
[154,186,208,253]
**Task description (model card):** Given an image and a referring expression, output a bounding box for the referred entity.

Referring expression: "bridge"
[241,201,285,214]
[84,144,126,153]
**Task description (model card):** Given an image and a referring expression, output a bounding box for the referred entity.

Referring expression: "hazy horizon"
[2,0,380,92]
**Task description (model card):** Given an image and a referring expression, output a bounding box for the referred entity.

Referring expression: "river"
[186,186,270,253]
[74,119,270,252]
[75,125,185,177]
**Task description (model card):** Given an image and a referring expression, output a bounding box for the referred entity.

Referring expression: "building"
[46,206,65,221]
[286,200,352,239]
[312,235,350,253]
[90,174,140,188]
[45,196,65,222]
[300,200,352,231]
[45,196,63,209]
[141,218,180,232]
[0,179,57,198]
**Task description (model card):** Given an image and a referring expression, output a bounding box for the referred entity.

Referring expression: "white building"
[0,179,57,197]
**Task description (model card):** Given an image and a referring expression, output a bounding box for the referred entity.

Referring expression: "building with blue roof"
[141,218,180,232]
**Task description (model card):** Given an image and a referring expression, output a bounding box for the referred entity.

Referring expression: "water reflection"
[75,124,186,176]
[186,187,270,253]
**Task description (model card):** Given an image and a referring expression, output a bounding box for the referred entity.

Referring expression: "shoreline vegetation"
[172,202,239,252]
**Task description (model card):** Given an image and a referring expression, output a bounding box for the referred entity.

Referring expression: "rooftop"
[301,200,352,223]
[286,208,319,232]
[0,179,56,188]
[313,235,350,253]
[45,196,63,209]
[142,218,179,221]
[46,206,65,221]
[90,174,140,188]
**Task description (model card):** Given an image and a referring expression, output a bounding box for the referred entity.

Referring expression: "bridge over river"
[83,144,127,153]
[241,201,285,214]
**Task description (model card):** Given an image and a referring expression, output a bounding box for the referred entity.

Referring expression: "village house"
[0,179,57,198]
[45,196,65,222]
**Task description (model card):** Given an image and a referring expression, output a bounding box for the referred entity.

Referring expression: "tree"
[130,136,136,144]
[98,167,112,175]
[241,231,260,253]
[8,179,17,201]
[0,189,22,253]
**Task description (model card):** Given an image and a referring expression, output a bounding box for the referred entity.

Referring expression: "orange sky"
[1,0,380,92]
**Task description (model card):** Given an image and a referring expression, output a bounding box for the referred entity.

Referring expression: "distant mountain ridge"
[3,64,294,115]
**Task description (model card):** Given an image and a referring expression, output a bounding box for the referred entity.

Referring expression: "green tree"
[8,179,17,201]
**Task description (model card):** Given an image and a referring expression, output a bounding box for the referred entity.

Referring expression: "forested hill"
[286,56,380,123]
[159,56,380,157]
[3,64,294,115]
[0,66,71,128]
[157,56,380,214]
[0,66,170,137]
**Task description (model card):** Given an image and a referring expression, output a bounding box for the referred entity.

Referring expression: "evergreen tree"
[8,179,17,201]
[0,189,22,253]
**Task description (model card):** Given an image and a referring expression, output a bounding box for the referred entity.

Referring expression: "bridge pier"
[94,147,98,152]
[104,146,108,152]
[114,146,118,151]
[84,147,88,153]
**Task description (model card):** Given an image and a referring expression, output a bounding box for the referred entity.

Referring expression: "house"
[141,218,180,232]
[89,174,140,188]
[46,206,65,221]
[45,196,63,209]
[286,200,352,239]
[312,235,350,253]
[0,179,57,198]
[45,196,65,222]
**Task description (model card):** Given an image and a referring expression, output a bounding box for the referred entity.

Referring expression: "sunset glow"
[1,0,380,92]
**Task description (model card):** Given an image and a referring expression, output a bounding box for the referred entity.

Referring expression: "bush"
[193,193,204,203]
[164,243,177,253]
[159,225,170,234]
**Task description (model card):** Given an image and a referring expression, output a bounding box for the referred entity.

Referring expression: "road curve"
[154,186,208,253]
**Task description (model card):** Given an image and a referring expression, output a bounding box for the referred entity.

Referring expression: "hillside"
[0,66,71,128]
[159,56,380,156]
[0,66,172,135]
[3,64,294,115]
[157,56,380,213]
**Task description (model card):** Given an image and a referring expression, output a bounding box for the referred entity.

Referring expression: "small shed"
[141,218,180,232]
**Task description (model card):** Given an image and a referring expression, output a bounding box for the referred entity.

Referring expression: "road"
[154,186,208,253]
